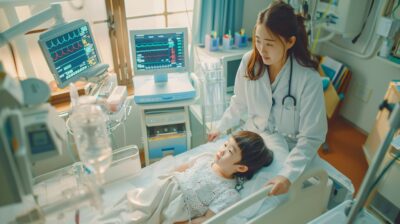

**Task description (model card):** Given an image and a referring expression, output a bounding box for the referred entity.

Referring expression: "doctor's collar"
[263,55,291,76]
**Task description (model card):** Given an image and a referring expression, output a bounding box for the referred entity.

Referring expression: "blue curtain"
[194,0,244,44]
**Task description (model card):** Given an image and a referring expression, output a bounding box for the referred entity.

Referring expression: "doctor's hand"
[207,131,220,142]
[266,175,291,196]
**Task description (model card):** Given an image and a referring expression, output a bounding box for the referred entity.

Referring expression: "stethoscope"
[271,55,297,109]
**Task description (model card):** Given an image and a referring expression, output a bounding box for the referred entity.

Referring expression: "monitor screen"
[39,20,106,88]
[130,27,188,75]
[28,130,55,155]
[226,59,241,92]
[222,54,243,94]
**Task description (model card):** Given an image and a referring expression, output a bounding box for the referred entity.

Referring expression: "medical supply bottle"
[69,104,112,184]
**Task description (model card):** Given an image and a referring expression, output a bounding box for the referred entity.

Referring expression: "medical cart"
[135,97,196,166]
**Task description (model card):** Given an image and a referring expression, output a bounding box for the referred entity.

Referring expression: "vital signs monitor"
[38,20,108,88]
[130,27,188,77]
[130,27,195,104]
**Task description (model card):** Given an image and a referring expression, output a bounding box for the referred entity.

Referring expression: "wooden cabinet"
[363,82,400,163]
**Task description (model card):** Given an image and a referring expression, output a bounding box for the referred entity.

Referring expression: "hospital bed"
[92,132,353,224]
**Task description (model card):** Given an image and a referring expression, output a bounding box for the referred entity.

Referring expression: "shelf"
[195,45,252,58]
[134,97,196,110]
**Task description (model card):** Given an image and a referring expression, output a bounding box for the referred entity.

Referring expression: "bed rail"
[204,185,274,224]
[204,167,331,224]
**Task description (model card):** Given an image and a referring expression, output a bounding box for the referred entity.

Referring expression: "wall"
[242,0,271,37]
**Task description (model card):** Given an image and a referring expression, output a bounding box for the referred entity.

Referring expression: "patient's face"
[214,137,242,173]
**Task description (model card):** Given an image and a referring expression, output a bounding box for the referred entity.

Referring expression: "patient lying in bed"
[99,131,274,224]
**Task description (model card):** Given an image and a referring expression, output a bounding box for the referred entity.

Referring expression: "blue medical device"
[38,19,108,88]
[130,27,195,104]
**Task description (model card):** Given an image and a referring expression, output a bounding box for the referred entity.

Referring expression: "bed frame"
[204,167,332,224]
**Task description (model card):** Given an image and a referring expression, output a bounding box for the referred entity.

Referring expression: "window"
[0,0,193,89]
[125,0,194,42]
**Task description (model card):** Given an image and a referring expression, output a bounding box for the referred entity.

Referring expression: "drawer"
[148,134,187,162]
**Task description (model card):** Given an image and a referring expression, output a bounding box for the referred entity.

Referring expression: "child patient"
[100,131,273,224]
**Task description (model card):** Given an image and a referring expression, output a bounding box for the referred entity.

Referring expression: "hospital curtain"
[193,0,244,44]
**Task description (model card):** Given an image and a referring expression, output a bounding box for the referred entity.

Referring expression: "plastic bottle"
[69,104,112,183]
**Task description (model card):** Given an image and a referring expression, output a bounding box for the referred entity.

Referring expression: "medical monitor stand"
[154,73,168,82]
[133,72,195,104]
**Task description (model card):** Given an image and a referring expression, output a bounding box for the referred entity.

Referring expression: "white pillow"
[235,133,290,219]
[241,132,289,193]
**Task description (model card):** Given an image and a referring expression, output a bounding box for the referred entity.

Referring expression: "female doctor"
[208,1,327,196]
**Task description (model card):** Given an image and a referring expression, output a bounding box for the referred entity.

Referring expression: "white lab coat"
[216,51,327,183]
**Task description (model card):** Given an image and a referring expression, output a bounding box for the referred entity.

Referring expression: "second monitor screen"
[43,24,99,84]
[133,32,185,72]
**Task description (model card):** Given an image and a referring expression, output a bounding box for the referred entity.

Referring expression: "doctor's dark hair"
[232,131,273,190]
[246,0,318,80]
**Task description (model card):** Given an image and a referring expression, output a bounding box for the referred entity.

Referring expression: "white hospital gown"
[99,153,240,224]
[174,153,240,217]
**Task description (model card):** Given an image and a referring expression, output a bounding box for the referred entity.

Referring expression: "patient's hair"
[232,131,274,181]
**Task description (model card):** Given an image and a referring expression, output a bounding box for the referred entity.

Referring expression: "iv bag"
[69,104,112,182]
